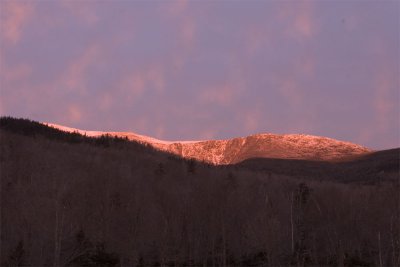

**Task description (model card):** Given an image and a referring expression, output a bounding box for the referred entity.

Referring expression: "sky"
[0,0,399,149]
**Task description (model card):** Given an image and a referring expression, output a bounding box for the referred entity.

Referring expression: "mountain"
[45,123,371,164]
[1,117,399,266]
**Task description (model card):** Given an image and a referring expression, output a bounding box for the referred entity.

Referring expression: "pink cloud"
[243,110,262,133]
[245,26,270,56]
[373,70,395,132]
[169,17,196,74]
[343,15,359,32]
[199,129,216,140]
[200,59,246,107]
[0,101,4,115]
[272,53,315,108]
[62,45,100,94]
[278,1,317,40]
[171,55,185,73]
[61,1,98,26]
[1,43,102,121]
[0,1,34,44]
[0,59,32,115]
[146,65,165,93]
[359,67,399,148]
[181,17,195,49]
[279,79,302,106]
[163,1,196,73]
[130,73,146,95]
[116,64,165,105]
[98,93,113,111]
[133,117,149,135]
[1,63,32,84]
[293,10,314,38]
[155,125,166,139]
[67,105,82,124]
[119,72,146,103]
[166,0,188,16]
[299,57,315,78]
[200,83,238,106]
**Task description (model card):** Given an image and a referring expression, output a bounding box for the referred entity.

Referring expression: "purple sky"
[1,0,399,149]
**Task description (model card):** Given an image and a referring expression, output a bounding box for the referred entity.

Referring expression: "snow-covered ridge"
[44,123,202,145]
[44,123,372,164]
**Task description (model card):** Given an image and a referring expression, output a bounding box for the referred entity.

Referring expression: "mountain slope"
[45,123,371,164]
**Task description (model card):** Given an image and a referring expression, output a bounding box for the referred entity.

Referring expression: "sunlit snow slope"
[45,123,371,164]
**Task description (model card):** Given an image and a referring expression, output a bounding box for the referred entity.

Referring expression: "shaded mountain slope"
[234,148,399,183]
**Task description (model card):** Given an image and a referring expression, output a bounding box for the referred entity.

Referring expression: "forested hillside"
[1,117,399,266]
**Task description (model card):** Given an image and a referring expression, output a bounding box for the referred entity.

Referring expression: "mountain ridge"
[45,122,371,164]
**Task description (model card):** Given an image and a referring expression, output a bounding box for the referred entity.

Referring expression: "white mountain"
[45,123,371,165]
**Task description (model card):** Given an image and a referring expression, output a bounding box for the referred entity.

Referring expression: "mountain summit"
[45,123,371,164]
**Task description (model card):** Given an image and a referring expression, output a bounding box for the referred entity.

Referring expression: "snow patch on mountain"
[45,123,202,145]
